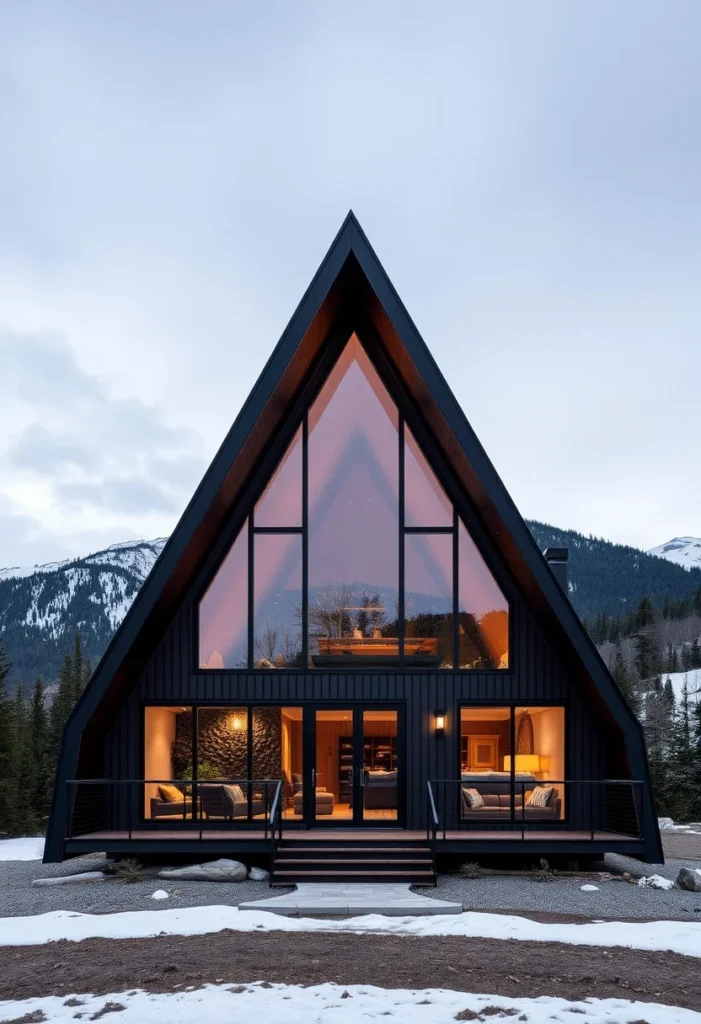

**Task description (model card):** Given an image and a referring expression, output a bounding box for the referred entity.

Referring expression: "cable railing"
[268,780,284,885]
[426,779,645,841]
[65,779,284,841]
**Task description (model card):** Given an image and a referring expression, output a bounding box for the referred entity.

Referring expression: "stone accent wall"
[171,707,282,781]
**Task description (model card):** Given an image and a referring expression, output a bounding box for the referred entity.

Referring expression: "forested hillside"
[526,521,701,620]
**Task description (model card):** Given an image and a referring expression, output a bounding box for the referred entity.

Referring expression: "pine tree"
[46,631,91,788]
[611,645,641,717]
[691,638,701,671]
[11,685,39,835]
[665,676,697,821]
[633,596,658,683]
[28,679,50,823]
[0,640,18,834]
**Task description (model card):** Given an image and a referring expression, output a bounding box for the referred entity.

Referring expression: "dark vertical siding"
[104,586,607,831]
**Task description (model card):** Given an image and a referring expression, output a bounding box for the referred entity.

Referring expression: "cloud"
[0,329,204,562]
[56,478,180,515]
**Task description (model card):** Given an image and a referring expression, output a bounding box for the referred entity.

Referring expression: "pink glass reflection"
[255,425,303,527]
[405,533,453,667]
[253,533,303,667]
[308,335,399,662]
[199,522,248,668]
[405,425,452,527]
[458,520,509,669]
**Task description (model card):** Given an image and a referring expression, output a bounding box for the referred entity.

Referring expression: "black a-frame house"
[45,213,662,878]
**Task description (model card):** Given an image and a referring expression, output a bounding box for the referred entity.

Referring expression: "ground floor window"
[460,705,565,821]
[143,705,303,821]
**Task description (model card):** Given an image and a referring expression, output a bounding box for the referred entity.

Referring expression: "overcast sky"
[0,2,699,568]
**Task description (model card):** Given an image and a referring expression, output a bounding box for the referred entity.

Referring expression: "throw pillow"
[157,784,182,803]
[223,783,245,804]
[526,785,554,808]
[464,787,485,809]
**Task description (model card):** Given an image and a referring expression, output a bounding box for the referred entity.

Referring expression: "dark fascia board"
[46,210,662,862]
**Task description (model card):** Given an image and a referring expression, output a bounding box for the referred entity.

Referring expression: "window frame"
[456,701,570,825]
[193,332,514,673]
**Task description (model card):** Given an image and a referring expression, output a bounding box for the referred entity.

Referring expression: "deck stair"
[271,837,436,885]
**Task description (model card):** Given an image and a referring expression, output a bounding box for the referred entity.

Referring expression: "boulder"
[676,868,701,892]
[158,858,247,882]
[248,866,269,882]
[637,874,675,890]
[32,871,106,887]
[151,889,169,900]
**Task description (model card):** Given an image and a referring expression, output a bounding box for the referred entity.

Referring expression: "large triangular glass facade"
[198,332,509,669]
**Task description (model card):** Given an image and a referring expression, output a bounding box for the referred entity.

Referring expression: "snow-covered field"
[1,905,700,959]
[663,669,701,705]
[0,836,45,861]
[0,983,698,1024]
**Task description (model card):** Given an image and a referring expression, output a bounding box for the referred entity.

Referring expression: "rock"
[32,871,106,887]
[658,817,676,831]
[580,884,599,891]
[151,889,169,900]
[676,868,701,892]
[248,866,269,882]
[637,874,675,890]
[158,858,248,882]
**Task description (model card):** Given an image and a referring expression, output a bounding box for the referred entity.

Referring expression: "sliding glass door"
[304,705,404,827]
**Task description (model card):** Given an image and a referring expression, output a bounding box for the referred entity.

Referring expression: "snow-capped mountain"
[647,537,701,572]
[0,538,167,689]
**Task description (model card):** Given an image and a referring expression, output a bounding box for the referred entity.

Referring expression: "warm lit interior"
[143,704,399,822]
[198,332,510,670]
[460,706,564,820]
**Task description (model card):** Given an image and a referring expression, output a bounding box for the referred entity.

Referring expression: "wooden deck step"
[276,858,432,866]
[273,870,436,879]
[280,846,431,854]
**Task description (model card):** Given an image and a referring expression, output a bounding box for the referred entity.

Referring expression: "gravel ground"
[1,830,699,921]
[0,855,292,918]
[415,862,701,919]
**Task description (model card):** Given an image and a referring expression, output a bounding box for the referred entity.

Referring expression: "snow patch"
[2,907,701,959]
[0,983,697,1024]
[0,837,45,861]
[638,874,675,891]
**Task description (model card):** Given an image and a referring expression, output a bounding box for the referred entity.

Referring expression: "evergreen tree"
[11,685,39,835]
[633,596,658,682]
[28,679,50,823]
[0,640,18,834]
[611,645,641,717]
[691,638,701,671]
[46,631,91,788]
[694,585,701,617]
[665,677,697,821]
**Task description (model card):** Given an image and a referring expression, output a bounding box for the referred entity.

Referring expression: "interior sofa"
[460,772,561,820]
[363,769,398,810]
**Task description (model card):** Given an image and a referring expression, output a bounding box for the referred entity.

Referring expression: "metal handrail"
[268,780,283,885]
[65,778,283,840]
[428,778,646,840]
[426,780,439,878]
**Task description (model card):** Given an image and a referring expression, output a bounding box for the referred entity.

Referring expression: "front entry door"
[303,706,404,827]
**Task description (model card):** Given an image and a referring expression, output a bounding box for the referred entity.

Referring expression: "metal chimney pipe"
[544,546,569,594]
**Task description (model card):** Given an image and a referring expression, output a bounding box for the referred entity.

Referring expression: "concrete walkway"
[239,882,463,917]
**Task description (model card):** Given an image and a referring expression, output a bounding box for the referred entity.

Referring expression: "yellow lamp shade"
[503,754,540,773]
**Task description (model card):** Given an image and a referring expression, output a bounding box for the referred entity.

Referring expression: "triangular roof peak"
[50,214,655,851]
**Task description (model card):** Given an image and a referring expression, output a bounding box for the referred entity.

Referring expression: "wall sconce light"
[229,712,246,733]
[434,711,446,736]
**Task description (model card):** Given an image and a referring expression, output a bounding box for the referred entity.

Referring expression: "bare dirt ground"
[1,931,699,1012]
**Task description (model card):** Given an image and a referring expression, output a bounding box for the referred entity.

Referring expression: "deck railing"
[65,779,284,841]
[426,779,645,841]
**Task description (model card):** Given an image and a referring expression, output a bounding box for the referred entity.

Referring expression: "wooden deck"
[71,827,638,843]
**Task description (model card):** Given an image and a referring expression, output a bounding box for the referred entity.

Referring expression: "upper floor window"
[198,333,509,670]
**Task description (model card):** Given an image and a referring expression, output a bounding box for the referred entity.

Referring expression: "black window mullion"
[405,525,454,534]
[247,708,254,821]
[398,416,405,665]
[247,517,254,670]
[509,706,516,823]
[252,526,304,534]
[302,413,309,669]
[453,505,459,670]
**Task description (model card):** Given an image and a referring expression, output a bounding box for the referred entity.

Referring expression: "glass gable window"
[308,336,399,664]
[198,332,510,669]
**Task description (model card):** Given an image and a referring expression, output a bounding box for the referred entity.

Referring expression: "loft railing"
[268,780,283,886]
[65,779,284,841]
[426,779,645,841]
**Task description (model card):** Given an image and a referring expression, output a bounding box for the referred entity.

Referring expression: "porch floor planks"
[71,828,637,842]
